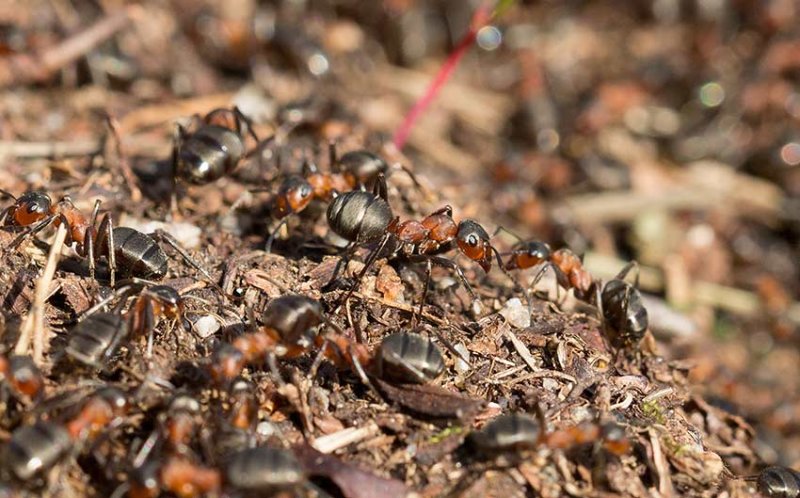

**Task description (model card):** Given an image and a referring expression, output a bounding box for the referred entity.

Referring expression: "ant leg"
[152,230,220,290]
[266,352,287,388]
[333,233,393,311]
[8,214,57,249]
[322,242,355,291]
[84,200,101,282]
[407,254,478,303]
[490,224,524,242]
[491,246,533,323]
[595,279,605,321]
[411,258,433,329]
[328,141,338,172]
[372,173,389,202]
[265,217,290,253]
[233,106,260,143]
[347,344,384,401]
[309,339,330,379]
[96,213,116,287]
[615,261,640,287]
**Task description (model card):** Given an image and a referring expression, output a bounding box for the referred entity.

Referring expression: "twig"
[15,224,68,364]
[502,323,539,372]
[311,423,379,454]
[0,6,139,89]
[0,140,102,159]
[106,116,142,202]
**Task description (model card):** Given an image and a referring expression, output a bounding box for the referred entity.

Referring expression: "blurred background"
[1,0,799,476]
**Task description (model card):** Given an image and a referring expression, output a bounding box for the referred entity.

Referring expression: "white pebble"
[499,297,530,328]
[454,343,471,374]
[191,315,220,338]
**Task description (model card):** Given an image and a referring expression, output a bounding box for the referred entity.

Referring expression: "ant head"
[278,176,314,215]
[456,220,492,272]
[13,191,53,224]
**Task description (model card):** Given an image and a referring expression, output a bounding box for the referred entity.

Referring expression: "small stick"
[15,224,68,363]
[0,7,139,89]
[0,140,101,159]
[106,115,142,202]
[311,423,380,454]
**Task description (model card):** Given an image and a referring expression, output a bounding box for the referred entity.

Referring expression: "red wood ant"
[65,281,186,368]
[0,190,174,286]
[503,238,594,301]
[0,353,44,402]
[326,181,517,313]
[170,106,266,214]
[3,386,129,480]
[265,146,422,252]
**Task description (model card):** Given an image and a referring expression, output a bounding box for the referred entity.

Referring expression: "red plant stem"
[392,4,492,150]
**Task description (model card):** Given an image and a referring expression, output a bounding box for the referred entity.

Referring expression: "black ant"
[171,106,262,208]
[467,413,630,457]
[325,179,515,313]
[595,262,649,348]
[743,466,800,497]
[2,386,129,481]
[265,146,422,252]
[64,281,185,369]
[0,191,209,286]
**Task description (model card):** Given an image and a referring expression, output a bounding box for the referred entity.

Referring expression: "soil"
[0,1,798,497]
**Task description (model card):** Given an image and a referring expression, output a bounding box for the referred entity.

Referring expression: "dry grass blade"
[15,224,68,364]
[312,423,380,454]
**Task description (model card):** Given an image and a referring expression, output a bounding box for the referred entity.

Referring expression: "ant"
[2,386,129,480]
[224,446,307,495]
[171,106,263,211]
[208,294,341,385]
[467,413,630,457]
[743,466,800,497]
[0,190,180,286]
[129,456,221,498]
[326,181,515,313]
[0,353,44,402]
[265,146,421,252]
[503,238,594,302]
[64,281,185,368]
[595,262,649,349]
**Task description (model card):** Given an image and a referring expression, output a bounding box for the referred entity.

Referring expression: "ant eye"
[467,234,479,246]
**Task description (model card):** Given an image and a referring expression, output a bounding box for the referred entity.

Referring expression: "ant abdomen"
[327,190,393,244]
[177,125,246,185]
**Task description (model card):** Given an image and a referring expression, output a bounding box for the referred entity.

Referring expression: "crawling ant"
[225,446,307,495]
[468,413,630,457]
[0,353,44,402]
[171,106,263,211]
[208,294,334,385]
[744,466,800,497]
[265,147,421,252]
[129,456,221,498]
[129,446,306,498]
[0,190,169,285]
[503,239,593,301]
[65,282,185,368]
[2,386,129,480]
[373,331,446,384]
[596,262,649,348]
[326,181,512,311]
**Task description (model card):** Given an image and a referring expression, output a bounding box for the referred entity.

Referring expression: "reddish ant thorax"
[160,457,222,498]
